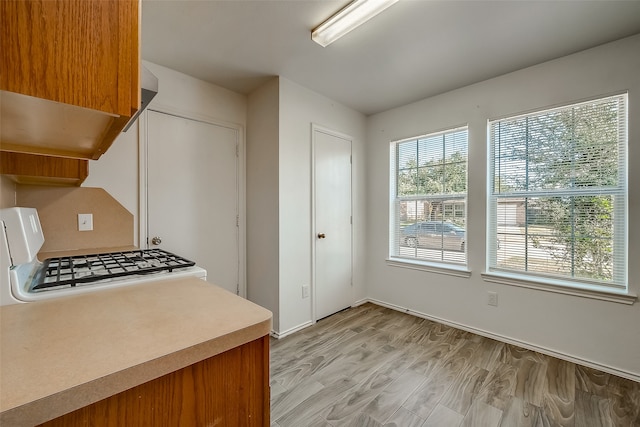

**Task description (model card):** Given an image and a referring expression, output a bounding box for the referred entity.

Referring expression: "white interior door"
[314,126,353,320]
[146,110,240,295]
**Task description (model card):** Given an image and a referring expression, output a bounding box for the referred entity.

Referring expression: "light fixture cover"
[312,0,399,47]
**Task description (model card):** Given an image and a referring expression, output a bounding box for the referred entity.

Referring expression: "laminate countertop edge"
[0,278,272,427]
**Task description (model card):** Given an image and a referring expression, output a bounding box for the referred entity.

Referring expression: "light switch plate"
[78,213,93,231]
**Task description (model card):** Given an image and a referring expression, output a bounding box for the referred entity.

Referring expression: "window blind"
[391,127,468,265]
[488,94,627,290]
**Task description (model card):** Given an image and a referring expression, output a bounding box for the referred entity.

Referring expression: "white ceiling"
[141,0,640,116]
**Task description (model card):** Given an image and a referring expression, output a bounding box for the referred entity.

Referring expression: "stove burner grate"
[31,249,196,291]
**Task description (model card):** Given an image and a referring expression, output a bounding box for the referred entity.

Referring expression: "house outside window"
[487,94,628,292]
[390,127,468,266]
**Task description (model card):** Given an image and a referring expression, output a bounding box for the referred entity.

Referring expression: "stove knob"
[151,236,162,245]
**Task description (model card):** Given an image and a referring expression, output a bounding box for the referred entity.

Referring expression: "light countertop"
[0,278,272,426]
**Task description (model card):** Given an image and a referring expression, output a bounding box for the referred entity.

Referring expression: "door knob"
[151,236,162,245]
[317,233,326,239]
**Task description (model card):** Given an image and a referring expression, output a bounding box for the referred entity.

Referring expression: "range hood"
[123,66,158,132]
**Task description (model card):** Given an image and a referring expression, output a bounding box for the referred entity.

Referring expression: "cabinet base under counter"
[1,278,272,427]
[37,335,270,427]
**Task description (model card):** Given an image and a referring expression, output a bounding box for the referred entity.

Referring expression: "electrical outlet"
[488,291,498,307]
[78,213,93,231]
[302,284,310,299]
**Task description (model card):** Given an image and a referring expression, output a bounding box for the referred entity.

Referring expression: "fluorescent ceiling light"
[311,0,399,47]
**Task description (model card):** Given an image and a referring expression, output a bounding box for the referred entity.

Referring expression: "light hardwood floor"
[270,303,640,427]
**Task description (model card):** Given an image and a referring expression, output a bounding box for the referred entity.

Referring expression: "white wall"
[247,77,367,335]
[278,78,367,334]
[247,78,281,331]
[365,34,640,380]
[143,61,247,126]
[86,61,247,248]
[84,124,140,245]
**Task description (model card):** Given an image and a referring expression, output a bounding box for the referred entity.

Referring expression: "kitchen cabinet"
[0,152,88,186]
[37,337,270,427]
[0,0,140,160]
[1,278,272,426]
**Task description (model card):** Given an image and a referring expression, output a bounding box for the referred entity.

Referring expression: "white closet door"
[314,127,353,319]
[147,110,239,294]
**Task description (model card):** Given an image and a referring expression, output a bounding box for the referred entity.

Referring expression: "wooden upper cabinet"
[0,0,140,160]
[0,151,88,187]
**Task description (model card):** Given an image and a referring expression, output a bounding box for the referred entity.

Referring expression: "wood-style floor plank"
[270,303,640,426]
[270,376,325,421]
[423,404,464,427]
[544,357,576,426]
[514,359,548,407]
[323,367,394,425]
[608,374,640,425]
[361,370,425,424]
[473,337,505,371]
[383,407,426,426]
[460,400,503,427]
[342,413,382,427]
[401,363,458,419]
[276,376,358,427]
[477,361,519,411]
[500,396,543,427]
[574,389,613,427]
[439,363,489,415]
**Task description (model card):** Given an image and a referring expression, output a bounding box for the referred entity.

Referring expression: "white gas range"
[0,207,206,305]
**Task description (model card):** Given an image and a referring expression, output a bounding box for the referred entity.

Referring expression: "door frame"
[310,123,354,322]
[138,107,247,297]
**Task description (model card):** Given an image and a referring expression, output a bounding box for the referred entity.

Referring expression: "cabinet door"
[36,336,270,427]
[0,152,88,186]
[0,0,140,117]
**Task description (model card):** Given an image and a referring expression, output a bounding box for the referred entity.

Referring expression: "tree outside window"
[391,127,468,265]
[488,94,627,289]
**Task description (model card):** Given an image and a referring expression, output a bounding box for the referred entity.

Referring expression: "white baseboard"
[271,320,314,339]
[353,298,369,307]
[361,297,640,383]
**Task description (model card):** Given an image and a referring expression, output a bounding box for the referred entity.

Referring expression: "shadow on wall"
[15,185,134,253]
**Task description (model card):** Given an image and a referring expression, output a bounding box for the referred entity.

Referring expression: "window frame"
[388,125,470,275]
[484,93,635,303]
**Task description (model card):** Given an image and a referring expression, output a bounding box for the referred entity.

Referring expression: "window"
[390,127,468,266]
[488,94,627,292]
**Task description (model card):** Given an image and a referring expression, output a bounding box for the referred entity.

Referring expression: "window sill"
[386,258,471,278]
[481,272,637,305]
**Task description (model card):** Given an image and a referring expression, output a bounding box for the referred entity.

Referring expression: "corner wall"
[365,34,640,379]
[278,78,367,334]
[247,77,367,336]
[247,78,281,331]
[83,122,139,246]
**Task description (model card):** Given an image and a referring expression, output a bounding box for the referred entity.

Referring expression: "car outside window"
[390,127,468,266]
